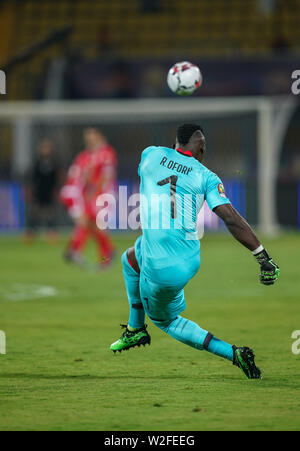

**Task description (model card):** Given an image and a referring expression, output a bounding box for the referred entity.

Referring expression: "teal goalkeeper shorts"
[134,236,200,323]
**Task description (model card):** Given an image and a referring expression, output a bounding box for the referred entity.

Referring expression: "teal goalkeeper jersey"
[138,146,230,281]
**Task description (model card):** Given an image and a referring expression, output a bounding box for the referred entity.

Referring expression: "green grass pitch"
[0,232,299,431]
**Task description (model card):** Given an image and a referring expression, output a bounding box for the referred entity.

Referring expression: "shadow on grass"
[0,372,238,381]
[0,373,299,389]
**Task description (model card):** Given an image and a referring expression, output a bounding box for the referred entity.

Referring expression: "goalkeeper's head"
[175,123,206,163]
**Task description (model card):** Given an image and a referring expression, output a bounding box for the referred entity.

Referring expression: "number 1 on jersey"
[157,175,178,219]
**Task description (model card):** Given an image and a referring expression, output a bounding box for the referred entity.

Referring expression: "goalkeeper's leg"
[139,275,233,361]
[152,315,234,361]
[140,274,261,379]
[121,250,145,329]
[110,249,150,353]
[152,316,261,379]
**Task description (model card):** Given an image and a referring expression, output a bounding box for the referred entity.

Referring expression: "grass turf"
[0,232,299,431]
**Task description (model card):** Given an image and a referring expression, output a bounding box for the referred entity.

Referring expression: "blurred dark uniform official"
[26,139,59,239]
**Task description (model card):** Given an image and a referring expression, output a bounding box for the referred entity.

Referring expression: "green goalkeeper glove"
[254,249,280,286]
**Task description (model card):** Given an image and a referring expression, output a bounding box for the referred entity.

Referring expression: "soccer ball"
[167,61,202,96]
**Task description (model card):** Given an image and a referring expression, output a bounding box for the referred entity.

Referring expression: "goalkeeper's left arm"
[213,203,280,285]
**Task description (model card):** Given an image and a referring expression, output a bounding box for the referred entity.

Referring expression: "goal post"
[257,96,298,235]
[0,96,297,235]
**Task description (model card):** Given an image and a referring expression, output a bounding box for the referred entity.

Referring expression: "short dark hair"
[176,124,204,145]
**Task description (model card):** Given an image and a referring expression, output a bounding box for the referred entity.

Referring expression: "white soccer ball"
[167,61,202,96]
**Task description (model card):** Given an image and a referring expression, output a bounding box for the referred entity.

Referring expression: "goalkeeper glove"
[254,249,280,286]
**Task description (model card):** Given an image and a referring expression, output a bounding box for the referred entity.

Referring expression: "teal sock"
[121,251,145,330]
[153,315,233,361]
[206,336,234,361]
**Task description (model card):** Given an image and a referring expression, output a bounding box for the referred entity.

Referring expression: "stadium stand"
[1,0,300,99]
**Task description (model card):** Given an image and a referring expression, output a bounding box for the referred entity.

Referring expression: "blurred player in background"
[25,138,60,243]
[60,127,117,269]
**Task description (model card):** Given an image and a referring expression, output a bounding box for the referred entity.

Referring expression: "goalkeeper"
[110,124,280,379]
